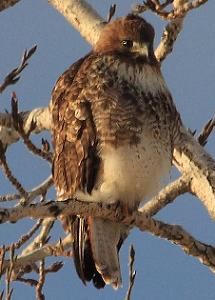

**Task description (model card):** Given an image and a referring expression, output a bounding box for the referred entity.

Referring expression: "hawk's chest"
[117,62,169,97]
[98,63,173,207]
[100,134,172,208]
[96,62,173,148]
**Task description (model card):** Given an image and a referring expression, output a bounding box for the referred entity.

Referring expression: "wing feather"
[51,53,104,288]
[51,54,100,197]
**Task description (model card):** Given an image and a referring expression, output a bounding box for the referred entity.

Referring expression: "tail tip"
[102,273,122,290]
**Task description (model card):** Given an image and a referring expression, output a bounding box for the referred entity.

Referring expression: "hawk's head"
[94,15,155,61]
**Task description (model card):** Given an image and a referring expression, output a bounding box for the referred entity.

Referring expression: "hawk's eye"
[121,40,133,48]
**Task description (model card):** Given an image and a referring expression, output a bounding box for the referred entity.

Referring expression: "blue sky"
[0,1,215,299]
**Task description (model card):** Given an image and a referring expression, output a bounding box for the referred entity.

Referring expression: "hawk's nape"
[50,14,180,289]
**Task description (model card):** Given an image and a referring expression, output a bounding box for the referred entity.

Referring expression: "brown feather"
[51,53,105,288]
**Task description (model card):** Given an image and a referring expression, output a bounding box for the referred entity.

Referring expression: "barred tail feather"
[72,217,123,289]
[72,217,106,289]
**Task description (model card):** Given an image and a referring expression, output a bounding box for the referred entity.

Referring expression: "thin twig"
[19,175,53,206]
[0,175,53,204]
[107,4,116,23]
[0,141,28,199]
[0,194,20,202]
[36,258,45,300]
[11,93,52,163]
[125,245,136,300]
[20,219,54,257]
[4,220,43,252]
[0,246,6,279]
[15,277,38,287]
[198,114,215,146]
[134,0,208,20]
[1,235,73,274]
[0,45,37,93]
[6,245,15,300]
[133,0,173,14]
[44,261,63,274]
[141,175,189,216]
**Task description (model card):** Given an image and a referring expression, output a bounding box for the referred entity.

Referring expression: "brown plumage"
[50,14,180,289]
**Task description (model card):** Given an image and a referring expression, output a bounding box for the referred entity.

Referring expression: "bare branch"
[21,219,54,257]
[150,220,215,274]
[1,200,215,276]
[1,235,73,273]
[0,175,52,204]
[15,277,38,287]
[0,246,6,278]
[6,245,15,300]
[44,261,63,274]
[0,46,37,94]
[4,220,43,252]
[21,175,53,205]
[155,15,184,62]
[141,174,189,215]
[0,107,51,146]
[0,194,20,202]
[198,114,215,146]
[36,259,45,300]
[165,0,208,20]
[135,0,209,20]
[174,126,215,219]
[133,0,173,14]
[11,93,52,163]
[125,245,136,300]
[107,4,117,23]
[0,141,28,198]
[153,0,187,62]
[48,0,105,47]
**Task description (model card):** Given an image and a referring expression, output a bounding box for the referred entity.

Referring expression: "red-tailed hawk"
[51,14,180,289]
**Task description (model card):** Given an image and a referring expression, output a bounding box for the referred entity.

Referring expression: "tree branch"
[0,0,213,219]
[1,235,73,274]
[155,0,186,62]
[141,174,189,215]
[21,219,54,256]
[125,245,136,300]
[48,0,105,47]
[174,126,215,218]
[1,199,215,274]
[135,0,209,20]
[0,107,51,146]
[0,46,37,94]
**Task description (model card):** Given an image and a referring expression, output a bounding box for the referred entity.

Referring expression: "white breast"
[100,135,171,209]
